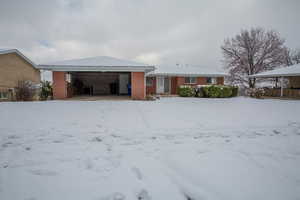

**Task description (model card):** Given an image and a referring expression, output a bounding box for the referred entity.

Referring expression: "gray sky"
[0,0,299,69]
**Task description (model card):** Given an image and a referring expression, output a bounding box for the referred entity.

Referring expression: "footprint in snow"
[2,141,13,148]
[29,169,58,176]
[131,167,143,180]
[137,189,151,200]
[99,192,126,200]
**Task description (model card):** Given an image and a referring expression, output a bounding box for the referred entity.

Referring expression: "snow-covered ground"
[1,97,300,200]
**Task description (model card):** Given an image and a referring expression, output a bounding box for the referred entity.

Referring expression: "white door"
[119,74,129,94]
[156,77,164,93]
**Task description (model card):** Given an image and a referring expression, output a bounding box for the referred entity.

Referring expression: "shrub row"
[178,85,238,98]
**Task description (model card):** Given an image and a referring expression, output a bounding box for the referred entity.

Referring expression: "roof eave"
[146,72,229,77]
[249,73,300,78]
[37,65,155,72]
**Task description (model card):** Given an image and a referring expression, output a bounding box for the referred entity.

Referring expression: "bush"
[246,88,265,98]
[15,80,37,101]
[219,86,233,98]
[231,86,239,97]
[202,85,234,98]
[40,81,53,100]
[178,85,195,97]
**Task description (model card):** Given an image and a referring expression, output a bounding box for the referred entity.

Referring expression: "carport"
[38,56,154,100]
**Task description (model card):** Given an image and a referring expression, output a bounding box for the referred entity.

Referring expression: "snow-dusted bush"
[178,85,195,97]
[178,85,238,98]
[202,85,233,98]
[15,80,39,101]
[246,88,265,98]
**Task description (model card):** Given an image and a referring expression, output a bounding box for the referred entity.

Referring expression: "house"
[38,56,155,100]
[146,65,228,95]
[249,63,300,98]
[0,48,41,101]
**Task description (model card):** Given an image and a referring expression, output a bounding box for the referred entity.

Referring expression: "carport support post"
[280,76,284,97]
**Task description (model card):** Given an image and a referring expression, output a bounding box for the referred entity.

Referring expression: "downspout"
[280,76,284,97]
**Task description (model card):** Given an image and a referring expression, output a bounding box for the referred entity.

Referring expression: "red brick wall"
[52,71,67,99]
[146,77,156,95]
[131,72,145,100]
[217,77,224,85]
[171,77,177,94]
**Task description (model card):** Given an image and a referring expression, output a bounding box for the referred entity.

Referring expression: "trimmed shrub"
[231,86,239,97]
[203,85,221,98]
[219,86,232,98]
[178,85,195,97]
[202,85,234,98]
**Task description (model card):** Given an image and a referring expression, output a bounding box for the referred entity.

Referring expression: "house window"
[65,73,72,83]
[206,77,217,84]
[0,92,8,99]
[146,77,154,86]
[185,77,197,84]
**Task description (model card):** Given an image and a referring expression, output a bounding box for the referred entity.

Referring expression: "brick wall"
[53,71,67,99]
[0,53,40,88]
[131,72,145,100]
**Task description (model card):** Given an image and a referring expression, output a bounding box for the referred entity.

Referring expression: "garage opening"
[70,72,131,96]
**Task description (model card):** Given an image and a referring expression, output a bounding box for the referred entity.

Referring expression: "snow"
[250,63,300,78]
[0,97,300,200]
[147,65,228,77]
[38,56,152,68]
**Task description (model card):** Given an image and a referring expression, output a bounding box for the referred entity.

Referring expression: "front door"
[156,77,164,93]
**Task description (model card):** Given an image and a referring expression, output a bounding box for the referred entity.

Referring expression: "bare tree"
[221,27,286,88]
[282,48,300,66]
[291,49,300,64]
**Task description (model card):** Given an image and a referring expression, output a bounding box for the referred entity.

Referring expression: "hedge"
[178,85,238,98]
[177,85,195,97]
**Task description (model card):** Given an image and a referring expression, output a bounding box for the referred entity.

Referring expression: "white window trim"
[185,77,197,84]
[206,77,217,84]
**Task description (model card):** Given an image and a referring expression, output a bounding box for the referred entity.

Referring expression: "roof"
[146,65,229,77]
[249,64,300,78]
[0,48,38,69]
[38,56,155,72]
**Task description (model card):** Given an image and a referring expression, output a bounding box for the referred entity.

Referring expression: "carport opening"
[69,72,131,96]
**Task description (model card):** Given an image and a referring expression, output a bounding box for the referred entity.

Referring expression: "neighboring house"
[0,48,41,101]
[250,63,300,98]
[146,65,228,95]
[38,56,155,100]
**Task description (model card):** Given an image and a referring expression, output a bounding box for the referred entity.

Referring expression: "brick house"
[38,56,155,100]
[146,65,228,95]
[0,49,41,101]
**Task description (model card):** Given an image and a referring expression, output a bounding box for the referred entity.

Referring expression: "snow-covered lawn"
[1,97,300,200]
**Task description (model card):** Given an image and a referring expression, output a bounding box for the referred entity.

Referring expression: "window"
[206,77,217,84]
[0,92,8,99]
[185,77,197,84]
[146,77,154,86]
[65,73,72,83]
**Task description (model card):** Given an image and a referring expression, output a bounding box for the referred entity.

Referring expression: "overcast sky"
[0,0,299,69]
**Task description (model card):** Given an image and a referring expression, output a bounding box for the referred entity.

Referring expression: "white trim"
[184,77,197,84]
[147,73,228,77]
[37,65,155,72]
